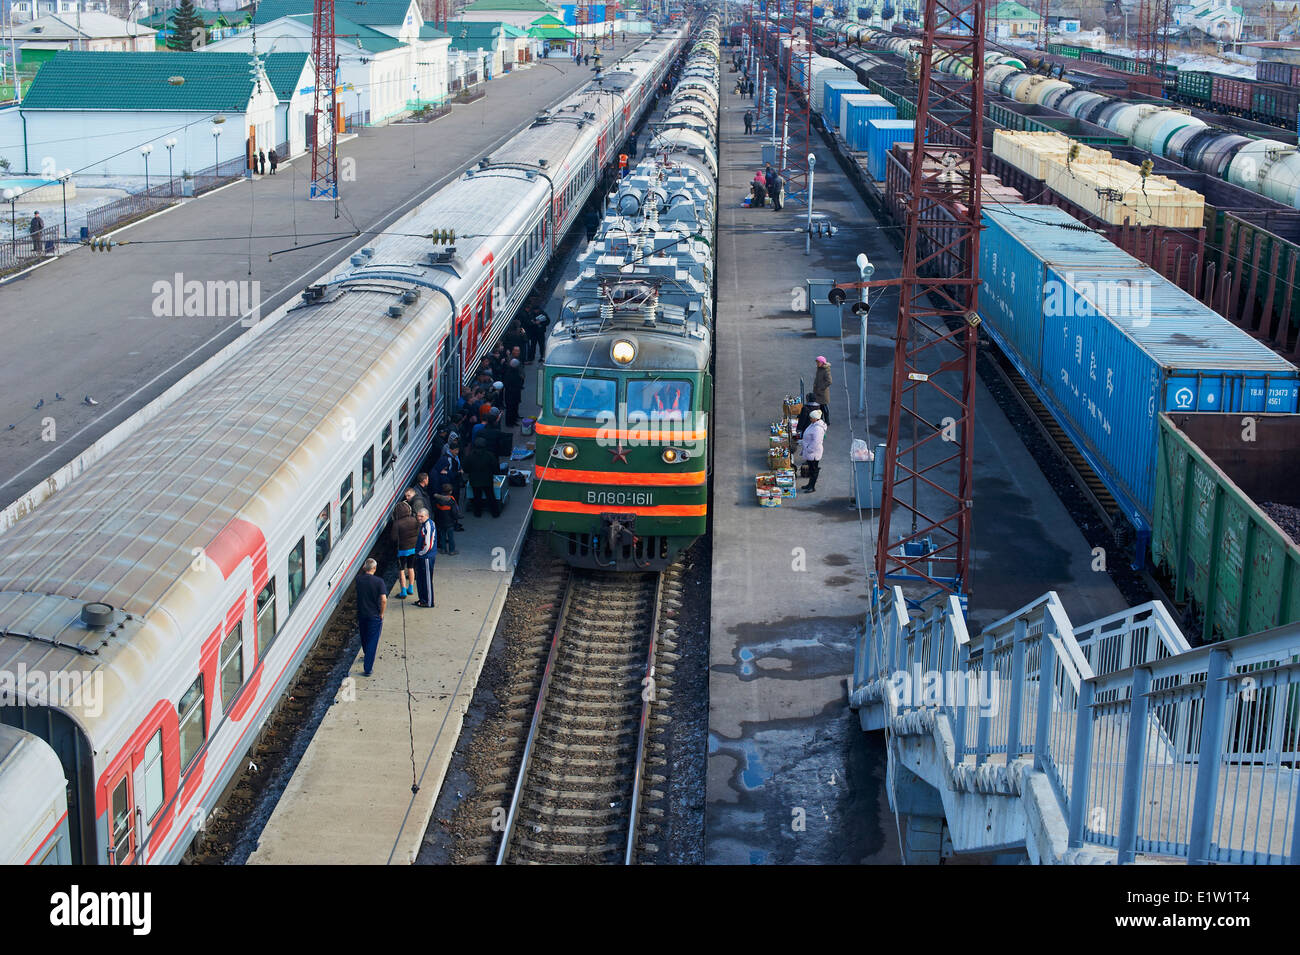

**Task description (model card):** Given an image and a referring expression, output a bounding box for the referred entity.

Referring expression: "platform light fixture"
[164,137,178,195]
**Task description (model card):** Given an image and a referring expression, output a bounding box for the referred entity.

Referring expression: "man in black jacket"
[503,358,525,427]
[464,436,501,518]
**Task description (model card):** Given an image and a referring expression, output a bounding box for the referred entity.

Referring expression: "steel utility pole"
[875,0,985,601]
[310,0,340,203]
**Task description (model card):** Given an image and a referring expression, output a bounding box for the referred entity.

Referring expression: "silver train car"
[0,24,691,864]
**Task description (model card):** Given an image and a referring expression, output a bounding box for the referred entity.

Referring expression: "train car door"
[105,769,136,864]
[440,335,457,408]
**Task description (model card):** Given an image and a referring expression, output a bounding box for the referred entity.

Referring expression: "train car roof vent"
[350,254,366,266]
[525,169,537,180]
[388,304,407,319]
[479,156,491,169]
[538,157,549,168]
[401,289,420,305]
[532,111,551,126]
[81,602,116,629]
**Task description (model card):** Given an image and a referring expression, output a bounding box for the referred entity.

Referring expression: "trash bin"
[806,278,833,313]
[761,144,776,166]
[851,443,887,508]
[811,298,841,337]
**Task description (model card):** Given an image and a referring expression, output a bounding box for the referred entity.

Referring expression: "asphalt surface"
[0,42,642,508]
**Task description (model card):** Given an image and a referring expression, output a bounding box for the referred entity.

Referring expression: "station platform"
[706,78,1131,863]
[0,37,642,515]
[249,377,543,865]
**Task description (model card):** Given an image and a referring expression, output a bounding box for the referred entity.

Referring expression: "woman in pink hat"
[813,356,831,424]
[751,170,767,208]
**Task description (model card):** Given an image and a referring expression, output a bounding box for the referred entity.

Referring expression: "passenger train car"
[0,24,693,865]
[532,20,721,570]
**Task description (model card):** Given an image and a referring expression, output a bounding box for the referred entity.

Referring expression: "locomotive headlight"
[611,339,637,364]
[552,442,579,460]
[662,448,689,463]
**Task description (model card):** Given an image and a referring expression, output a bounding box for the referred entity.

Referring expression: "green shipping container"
[1153,413,1300,644]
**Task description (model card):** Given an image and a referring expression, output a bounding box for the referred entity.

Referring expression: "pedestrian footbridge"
[851,589,1300,864]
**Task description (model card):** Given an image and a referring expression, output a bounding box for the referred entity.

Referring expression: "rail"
[855,587,1300,863]
[496,570,663,864]
[495,569,574,864]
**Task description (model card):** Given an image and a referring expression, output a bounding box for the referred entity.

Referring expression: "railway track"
[495,566,677,864]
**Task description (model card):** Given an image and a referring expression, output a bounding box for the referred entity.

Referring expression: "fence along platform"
[852,587,1300,864]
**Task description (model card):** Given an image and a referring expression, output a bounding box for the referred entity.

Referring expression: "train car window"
[177,675,205,772]
[143,729,164,822]
[340,475,355,538]
[413,383,422,432]
[315,504,332,568]
[426,366,435,414]
[287,538,306,609]
[627,379,693,417]
[256,581,277,657]
[361,447,375,503]
[552,376,617,419]
[220,622,244,711]
[381,423,394,472]
[110,777,134,865]
[398,402,410,451]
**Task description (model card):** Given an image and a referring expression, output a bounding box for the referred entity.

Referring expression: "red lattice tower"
[876,0,985,599]
[774,0,814,203]
[310,0,339,200]
[429,0,449,31]
[1135,0,1173,95]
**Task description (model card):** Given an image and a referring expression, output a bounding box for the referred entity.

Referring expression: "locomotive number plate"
[587,490,654,506]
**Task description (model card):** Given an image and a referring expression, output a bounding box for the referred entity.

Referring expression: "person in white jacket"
[801,409,827,493]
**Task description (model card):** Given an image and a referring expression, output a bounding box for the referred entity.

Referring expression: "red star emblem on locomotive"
[609,444,630,463]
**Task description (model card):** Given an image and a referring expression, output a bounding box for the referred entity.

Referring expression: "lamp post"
[3,188,16,243]
[211,123,222,174]
[140,143,153,193]
[805,153,815,255]
[59,169,71,234]
[856,252,875,416]
[164,137,177,194]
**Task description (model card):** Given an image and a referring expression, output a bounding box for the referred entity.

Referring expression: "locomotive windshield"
[627,379,692,417]
[553,376,617,419]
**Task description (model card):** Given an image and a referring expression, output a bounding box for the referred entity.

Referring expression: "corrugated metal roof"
[264,51,311,101]
[21,50,267,111]
[255,0,414,27]
[285,14,406,52]
[983,204,1146,270]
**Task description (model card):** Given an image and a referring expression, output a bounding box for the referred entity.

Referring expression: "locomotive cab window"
[628,379,693,417]
[552,376,616,419]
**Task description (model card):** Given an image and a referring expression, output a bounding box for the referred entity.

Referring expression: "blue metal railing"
[855,587,1300,864]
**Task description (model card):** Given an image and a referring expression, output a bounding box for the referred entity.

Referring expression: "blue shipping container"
[978,204,1300,533]
[822,78,867,127]
[865,118,917,181]
[841,94,895,150]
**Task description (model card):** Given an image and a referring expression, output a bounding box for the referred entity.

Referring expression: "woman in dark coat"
[390,500,419,597]
[464,436,501,518]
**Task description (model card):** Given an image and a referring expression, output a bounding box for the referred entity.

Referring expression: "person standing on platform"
[526,310,549,363]
[257,149,266,175]
[268,148,279,174]
[504,358,524,427]
[465,436,501,518]
[768,166,783,212]
[415,472,433,511]
[355,559,387,677]
[413,508,437,608]
[433,483,459,555]
[813,356,832,425]
[28,211,44,256]
[390,500,419,598]
[744,110,753,134]
[751,171,766,207]
[801,409,827,493]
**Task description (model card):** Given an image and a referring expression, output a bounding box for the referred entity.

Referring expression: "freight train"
[0,22,694,864]
[532,22,720,569]
[814,20,1300,210]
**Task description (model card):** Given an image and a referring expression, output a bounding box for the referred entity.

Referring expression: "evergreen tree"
[167,0,208,52]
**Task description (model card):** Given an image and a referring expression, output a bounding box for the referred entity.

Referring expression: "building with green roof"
[461,0,560,30]
[985,0,1042,36]
[207,4,451,123]
[14,50,280,176]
